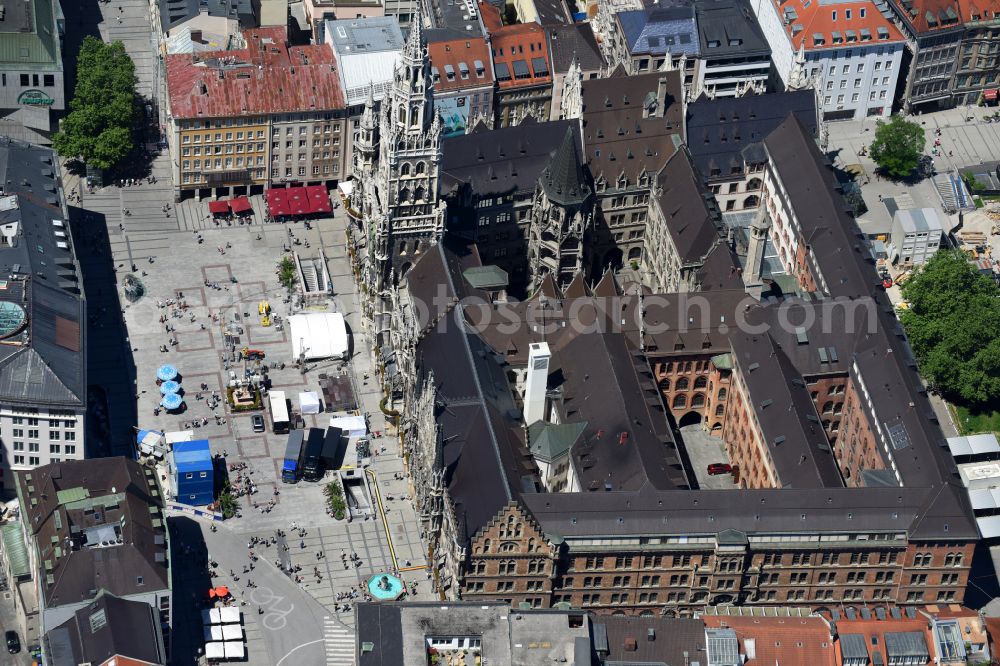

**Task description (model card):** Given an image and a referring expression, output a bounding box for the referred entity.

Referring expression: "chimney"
[523,342,551,426]
[656,76,669,117]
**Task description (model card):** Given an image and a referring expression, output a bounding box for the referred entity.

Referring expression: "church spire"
[787,42,809,91]
[402,1,424,65]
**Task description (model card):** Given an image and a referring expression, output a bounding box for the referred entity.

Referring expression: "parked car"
[251,414,265,433]
[707,463,732,476]
[6,630,20,654]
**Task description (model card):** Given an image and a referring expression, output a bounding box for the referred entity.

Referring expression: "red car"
[707,463,732,476]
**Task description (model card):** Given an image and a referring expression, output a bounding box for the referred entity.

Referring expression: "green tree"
[278,256,298,293]
[53,37,136,170]
[869,115,925,180]
[324,480,346,519]
[900,250,1000,405]
[217,489,239,519]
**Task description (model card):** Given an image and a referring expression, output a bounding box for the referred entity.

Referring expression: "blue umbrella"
[160,380,180,395]
[157,364,178,382]
[160,393,183,411]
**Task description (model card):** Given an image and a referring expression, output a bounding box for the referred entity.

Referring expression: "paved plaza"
[109,209,435,664]
[57,5,432,665]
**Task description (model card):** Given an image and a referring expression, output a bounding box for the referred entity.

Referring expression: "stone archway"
[678,411,703,428]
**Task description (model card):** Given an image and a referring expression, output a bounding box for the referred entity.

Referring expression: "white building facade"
[751,0,905,120]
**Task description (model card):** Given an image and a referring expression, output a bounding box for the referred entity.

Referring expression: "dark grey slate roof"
[521,482,979,540]
[0,141,84,407]
[356,604,404,666]
[729,329,844,488]
[158,0,254,32]
[555,332,691,492]
[17,458,170,608]
[533,0,572,25]
[44,590,166,666]
[546,23,604,74]
[441,119,580,199]
[599,616,706,665]
[695,0,770,58]
[655,148,722,264]
[405,241,538,545]
[686,91,816,181]
[540,126,591,206]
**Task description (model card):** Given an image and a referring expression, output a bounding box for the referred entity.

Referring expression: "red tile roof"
[702,615,836,666]
[770,0,905,51]
[985,617,1000,652]
[480,1,504,32]
[890,0,999,32]
[166,27,345,120]
[427,36,494,92]
[486,25,552,90]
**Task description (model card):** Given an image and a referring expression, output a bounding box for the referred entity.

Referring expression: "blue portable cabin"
[172,439,214,506]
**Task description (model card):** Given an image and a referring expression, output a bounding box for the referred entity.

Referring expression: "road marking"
[365,467,397,568]
[274,638,325,666]
[324,616,356,665]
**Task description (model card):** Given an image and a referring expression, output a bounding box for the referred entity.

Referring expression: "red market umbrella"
[208,200,230,215]
[231,196,252,215]
[288,187,309,215]
[306,185,331,214]
[266,189,291,217]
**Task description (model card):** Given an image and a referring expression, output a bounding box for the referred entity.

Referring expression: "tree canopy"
[869,115,925,180]
[53,37,136,171]
[899,250,1000,405]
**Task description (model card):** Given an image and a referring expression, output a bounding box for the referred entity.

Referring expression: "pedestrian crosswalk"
[324,616,356,666]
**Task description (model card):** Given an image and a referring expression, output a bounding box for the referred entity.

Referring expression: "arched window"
[691,393,705,408]
[743,195,759,208]
[628,247,642,260]
[747,177,762,191]
[676,377,689,391]
[717,388,727,401]
[398,187,410,203]
[715,404,725,416]
[822,401,833,414]
[400,163,411,176]
[658,378,671,391]
[414,186,425,201]
[415,161,426,175]
[673,394,687,409]
[694,376,707,389]
[483,539,491,553]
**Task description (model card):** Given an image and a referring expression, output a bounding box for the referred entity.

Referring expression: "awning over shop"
[986,88,999,101]
[267,186,333,216]
[266,188,291,217]
[288,188,309,215]
[208,200,230,215]
[306,185,332,213]
[231,196,252,214]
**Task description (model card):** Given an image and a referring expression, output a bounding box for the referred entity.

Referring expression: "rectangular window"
[43,74,54,87]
